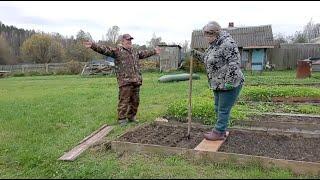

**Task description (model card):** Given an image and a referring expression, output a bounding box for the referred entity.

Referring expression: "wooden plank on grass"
[194,131,229,152]
[58,124,113,161]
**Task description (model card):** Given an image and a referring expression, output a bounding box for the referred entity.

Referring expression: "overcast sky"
[1,1,320,45]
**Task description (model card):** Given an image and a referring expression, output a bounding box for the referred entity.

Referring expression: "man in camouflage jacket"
[84,34,160,125]
[191,21,244,141]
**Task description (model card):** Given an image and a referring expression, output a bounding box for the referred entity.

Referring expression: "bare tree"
[0,35,14,64]
[76,30,93,42]
[147,33,161,48]
[291,31,308,43]
[303,19,320,42]
[106,25,120,45]
[274,33,290,44]
[0,21,35,60]
[180,40,189,53]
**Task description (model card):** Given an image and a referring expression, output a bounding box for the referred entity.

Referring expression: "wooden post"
[187,56,193,138]
[159,53,162,72]
[80,64,87,76]
[45,63,49,73]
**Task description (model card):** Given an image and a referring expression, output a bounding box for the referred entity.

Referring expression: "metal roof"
[191,25,274,49]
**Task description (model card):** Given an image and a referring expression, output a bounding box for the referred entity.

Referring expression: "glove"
[225,83,234,90]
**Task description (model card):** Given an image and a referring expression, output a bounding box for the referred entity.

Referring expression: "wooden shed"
[191,24,275,71]
[158,44,182,72]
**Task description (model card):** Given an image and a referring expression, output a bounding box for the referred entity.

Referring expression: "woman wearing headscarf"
[191,21,245,141]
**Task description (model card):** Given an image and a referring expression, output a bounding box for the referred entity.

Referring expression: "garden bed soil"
[271,97,320,103]
[234,114,320,132]
[219,129,320,162]
[247,114,320,124]
[117,122,211,149]
[117,122,320,162]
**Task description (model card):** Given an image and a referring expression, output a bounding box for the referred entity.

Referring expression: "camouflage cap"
[121,34,134,40]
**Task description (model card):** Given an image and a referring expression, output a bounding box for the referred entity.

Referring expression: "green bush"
[167,97,215,125]
[140,60,159,71]
[54,70,72,75]
[66,60,83,74]
[11,71,54,77]
[26,71,41,76]
[11,72,25,77]
[241,86,320,101]
[167,97,247,126]
[200,85,320,101]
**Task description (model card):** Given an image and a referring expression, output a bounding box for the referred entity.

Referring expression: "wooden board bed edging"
[235,120,320,132]
[261,112,320,118]
[235,112,320,132]
[110,140,320,176]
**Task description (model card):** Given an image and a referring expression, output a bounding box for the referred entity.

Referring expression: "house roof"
[191,25,274,49]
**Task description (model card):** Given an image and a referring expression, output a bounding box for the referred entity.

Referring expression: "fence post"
[45,63,49,73]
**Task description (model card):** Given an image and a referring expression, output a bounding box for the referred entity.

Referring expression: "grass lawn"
[0,71,319,178]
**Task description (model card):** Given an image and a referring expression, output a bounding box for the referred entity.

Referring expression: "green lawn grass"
[0,71,319,178]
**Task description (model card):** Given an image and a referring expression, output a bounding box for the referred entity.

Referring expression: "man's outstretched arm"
[83,41,116,58]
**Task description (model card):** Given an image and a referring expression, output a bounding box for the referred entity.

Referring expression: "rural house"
[191,22,275,71]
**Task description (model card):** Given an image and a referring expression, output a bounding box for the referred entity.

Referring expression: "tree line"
[0,21,106,65]
[274,19,320,44]
[0,22,190,65]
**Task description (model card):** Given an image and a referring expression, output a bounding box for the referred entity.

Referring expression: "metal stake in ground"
[187,55,193,139]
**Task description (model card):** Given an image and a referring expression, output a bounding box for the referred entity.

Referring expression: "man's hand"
[83,41,93,48]
[155,46,161,55]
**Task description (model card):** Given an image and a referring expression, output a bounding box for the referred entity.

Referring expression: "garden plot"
[218,129,320,163]
[240,85,320,104]
[238,101,320,114]
[271,96,320,103]
[248,82,320,87]
[117,122,211,149]
[234,113,320,132]
[111,121,320,175]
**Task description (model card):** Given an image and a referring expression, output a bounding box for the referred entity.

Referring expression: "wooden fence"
[0,60,159,74]
[267,43,320,70]
[0,62,86,73]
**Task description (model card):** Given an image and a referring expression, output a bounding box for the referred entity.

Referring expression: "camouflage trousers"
[117,84,141,120]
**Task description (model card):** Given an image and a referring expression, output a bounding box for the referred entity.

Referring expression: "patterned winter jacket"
[91,43,157,87]
[192,30,244,91]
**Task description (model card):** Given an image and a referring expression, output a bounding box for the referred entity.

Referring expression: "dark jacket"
[91,43,156,87]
